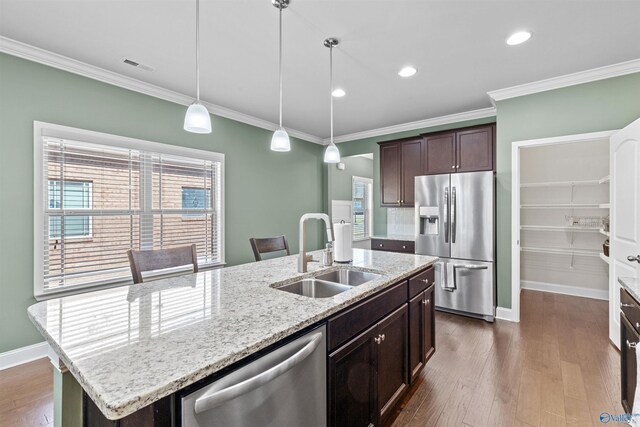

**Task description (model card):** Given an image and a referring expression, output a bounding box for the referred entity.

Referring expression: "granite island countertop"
[619,276,640,302]
[28,249,437,420]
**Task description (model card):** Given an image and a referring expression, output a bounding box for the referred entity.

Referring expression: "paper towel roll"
[334,222,353,263]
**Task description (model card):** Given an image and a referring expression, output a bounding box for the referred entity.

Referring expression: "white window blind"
[36,123,224,297]
[352,177,373,240]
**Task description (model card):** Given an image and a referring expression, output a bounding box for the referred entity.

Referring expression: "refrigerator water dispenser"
[419,206,439,235]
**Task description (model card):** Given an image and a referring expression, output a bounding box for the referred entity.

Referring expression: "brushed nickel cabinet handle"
[380,334,385,342]
[627,340,638,349]
[451,165,455,169]
[379,243,384,247]
[621,303,635,308]
[374,336,382,345]
[421,279,429,284]
[636,322,639,329]
[402,245,407,249]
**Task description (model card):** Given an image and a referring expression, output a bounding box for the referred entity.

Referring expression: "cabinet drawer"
[328,281,407,351]
[408,267,434,299]
[371,239,414,253]
[621,289,640,333]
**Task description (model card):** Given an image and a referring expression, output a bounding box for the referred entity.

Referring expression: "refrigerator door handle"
[451,186,457,244]
[444,187,449,243]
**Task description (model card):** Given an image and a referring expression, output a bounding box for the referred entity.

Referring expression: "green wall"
[496,72,640,308]
[0,53,327,353]
[328,155,374,202]
[336,117,497,235]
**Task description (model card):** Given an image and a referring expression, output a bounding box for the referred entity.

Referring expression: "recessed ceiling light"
[398,66,417,78]
[332,88,346,98]
[506,31,532,46]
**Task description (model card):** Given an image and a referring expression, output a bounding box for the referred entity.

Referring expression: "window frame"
[48,179,94,240]
[34,121,225,300]
[352,176,373,241]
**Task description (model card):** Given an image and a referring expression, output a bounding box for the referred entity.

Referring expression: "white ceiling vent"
[122,57,154,72]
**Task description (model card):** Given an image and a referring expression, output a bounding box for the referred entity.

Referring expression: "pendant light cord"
[330,43,334,145]
[278,4,283,128]
[195,0,200,102]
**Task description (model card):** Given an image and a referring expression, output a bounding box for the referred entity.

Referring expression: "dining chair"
[127,244,199,284]
[249,236,289,261]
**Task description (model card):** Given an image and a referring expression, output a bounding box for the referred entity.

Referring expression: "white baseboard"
[495,307,518,322]
[0,342,52,371]
[521,280,608,301]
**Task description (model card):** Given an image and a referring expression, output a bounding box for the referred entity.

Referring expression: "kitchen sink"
[276,279,353,298]
[274,269,382,298]
[314,269,382,287]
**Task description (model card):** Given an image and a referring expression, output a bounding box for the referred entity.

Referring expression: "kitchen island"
[28,248,437,426]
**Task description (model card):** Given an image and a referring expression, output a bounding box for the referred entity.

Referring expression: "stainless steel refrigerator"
[414,171,495,321]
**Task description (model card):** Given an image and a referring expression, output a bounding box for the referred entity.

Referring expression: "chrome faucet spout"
[299,213,334,273]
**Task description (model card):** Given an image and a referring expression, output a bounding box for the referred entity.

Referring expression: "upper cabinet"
[456,126,494,173]
[379,138,422,207]
[422,124,495,175]
[379,124,495,207]
[422,132,456,175]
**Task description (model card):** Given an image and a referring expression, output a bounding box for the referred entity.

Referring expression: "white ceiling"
[1,0,639,139]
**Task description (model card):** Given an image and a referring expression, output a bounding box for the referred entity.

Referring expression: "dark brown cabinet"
[328,324,379,427]
[422,124,494,175]
[380,143,401,206]
[456,126,494,173]
[409,284,435,383]
[377,305,409,425]
[379,124,494,207]
[621,288,640,413]
[370,238,414,254]
[379,138,422,207]
[422,132,456,175]
[422,125,494,175]
[329,305,409,427]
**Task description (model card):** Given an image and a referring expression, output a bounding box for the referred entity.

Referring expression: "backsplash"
[386,208,415,236]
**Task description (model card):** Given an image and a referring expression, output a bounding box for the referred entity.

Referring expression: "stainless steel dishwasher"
[181,325,326,427]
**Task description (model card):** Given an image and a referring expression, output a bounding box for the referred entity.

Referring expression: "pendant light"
[270,0,291,151]
[184,0,212,134]
[323,38,340,163]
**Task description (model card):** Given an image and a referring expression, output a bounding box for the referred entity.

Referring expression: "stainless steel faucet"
[299,213,334,273]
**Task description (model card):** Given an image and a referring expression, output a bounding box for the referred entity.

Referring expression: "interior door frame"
[510,129,617,323]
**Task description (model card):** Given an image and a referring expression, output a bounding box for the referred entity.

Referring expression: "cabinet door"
[423,285,436,363]
[377,304,409,425]
[380,143,401,206]
[456,126,494,172]
[422,133,455,175]
[622,315,639,413]
[400,139,422,206]
[329,324,379,427]
[408,293,425,383]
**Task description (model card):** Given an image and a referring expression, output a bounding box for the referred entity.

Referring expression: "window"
[181,187,210,219]
[48,180,92,238]
[35,122,225,298]
[352,176,373,240]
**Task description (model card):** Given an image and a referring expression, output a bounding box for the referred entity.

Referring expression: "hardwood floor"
[389,290,623,427]
[0,290,622,427]
[0,358,53,426]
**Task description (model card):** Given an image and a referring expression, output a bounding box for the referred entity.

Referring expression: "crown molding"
[488,58,640,103]
[328,107,496,144]
[0,36,323,144]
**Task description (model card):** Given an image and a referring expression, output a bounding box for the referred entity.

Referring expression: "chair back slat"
[127,244,198,284]
[249,236,289,261]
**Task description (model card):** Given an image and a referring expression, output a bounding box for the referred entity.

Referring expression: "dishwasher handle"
[194,331,323,414]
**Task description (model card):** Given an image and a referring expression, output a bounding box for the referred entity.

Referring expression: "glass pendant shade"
[271,127,291,152]
[184,102,212,134]
[324,142,340,163]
